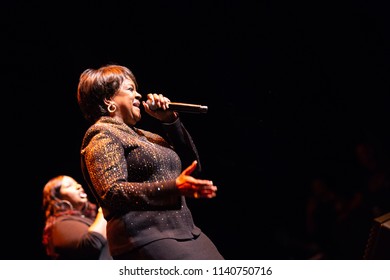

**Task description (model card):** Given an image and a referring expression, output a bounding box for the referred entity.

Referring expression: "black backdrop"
[3,1,390,260]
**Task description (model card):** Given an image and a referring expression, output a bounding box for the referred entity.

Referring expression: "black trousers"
[113,232,224,260]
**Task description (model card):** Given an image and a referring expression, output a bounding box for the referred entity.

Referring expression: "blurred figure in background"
[42,175,112,259]
[305,138,390,259]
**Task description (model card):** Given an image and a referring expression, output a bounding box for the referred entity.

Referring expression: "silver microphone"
[146,100,208,114]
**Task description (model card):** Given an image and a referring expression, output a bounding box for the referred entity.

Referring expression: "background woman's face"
[59,176,88,211]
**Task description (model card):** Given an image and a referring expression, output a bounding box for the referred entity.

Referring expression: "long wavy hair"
[42,175,97,258]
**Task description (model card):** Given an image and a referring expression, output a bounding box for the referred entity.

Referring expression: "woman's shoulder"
[55,214,94,226]
[82,117,144,150]
[89,117,136,133]
[87,117,123,130]
[84,117,132,140]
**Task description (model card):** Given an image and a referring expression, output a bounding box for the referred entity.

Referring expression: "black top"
[80,117,202,256]
[47,214,111,260]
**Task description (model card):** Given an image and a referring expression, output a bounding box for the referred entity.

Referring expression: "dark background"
[3,1,390,259]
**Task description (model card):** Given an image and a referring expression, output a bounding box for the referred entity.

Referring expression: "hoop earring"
[107,103,117,113]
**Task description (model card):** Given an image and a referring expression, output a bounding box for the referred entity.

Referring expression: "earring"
[107,103,117,113]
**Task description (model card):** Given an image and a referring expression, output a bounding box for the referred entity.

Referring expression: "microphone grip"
[147,101,208,114]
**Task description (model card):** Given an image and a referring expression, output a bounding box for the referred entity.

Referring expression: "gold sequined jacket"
[80,116,202,256]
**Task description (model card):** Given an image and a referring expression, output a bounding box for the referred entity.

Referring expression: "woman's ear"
[103,98,111,106]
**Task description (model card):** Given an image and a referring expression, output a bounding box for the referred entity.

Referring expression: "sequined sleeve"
[161,118,202,174]
[81,129,181,212]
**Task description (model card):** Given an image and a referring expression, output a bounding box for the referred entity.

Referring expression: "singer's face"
[111,77,142,126]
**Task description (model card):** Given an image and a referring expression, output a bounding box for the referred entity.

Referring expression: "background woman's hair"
[42,175,96,219]
[42,175,98,257]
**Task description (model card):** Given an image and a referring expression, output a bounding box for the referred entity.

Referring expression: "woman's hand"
[176,161,218,199]
[142,93,178,123]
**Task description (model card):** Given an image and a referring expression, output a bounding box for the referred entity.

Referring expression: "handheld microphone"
[146,100,208,114]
